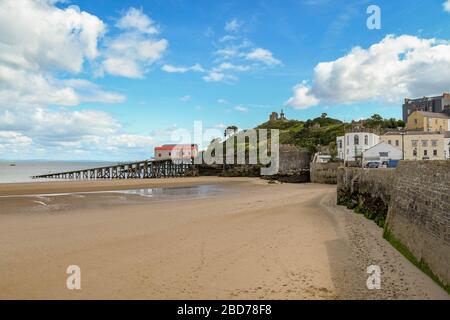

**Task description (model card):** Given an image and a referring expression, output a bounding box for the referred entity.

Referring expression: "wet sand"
[0,177,448,299]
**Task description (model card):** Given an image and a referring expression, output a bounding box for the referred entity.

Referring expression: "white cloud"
[444,1,450,12]
[234,105,248,112]
[0,2,166,159]
[180,95,191,102]
[215,62,251,72]
[161,63,205,73]
[203,71,237,83]
[219,35,237,42]
[286,34,450,109]
[225,19,243,33]
[285,81,320,109]
[0,0,105,73]
[102,32,168,78]
[0,131,32,152]
[164,27,280,83]
[0,0,126,106]
[0,106,157,158]
[105,134,155,150]
[101,8,168,79]
[246,48,281,66]
[217,99,229,104]
[116,7,159,34]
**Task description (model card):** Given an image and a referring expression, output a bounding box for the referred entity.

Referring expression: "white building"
[363,142,403,163]
[312,153,332,163]
[445,132,450,159]
[337,132,380,162]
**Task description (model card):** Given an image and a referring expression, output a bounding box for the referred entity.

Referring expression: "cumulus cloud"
[0,106,156,158]
[102,31,168,78]
[115,7,159,34]
[444,1,450,12]
[286,34,450,109]
[0,0,105,73]
[285,81,320,109]
[0,131,32,153]
[101,7,168,78]
[246,48,282,66]
[0,2,164,159]
[0,0,125,106]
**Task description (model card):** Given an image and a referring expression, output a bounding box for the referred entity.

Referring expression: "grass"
[383,226,450,295]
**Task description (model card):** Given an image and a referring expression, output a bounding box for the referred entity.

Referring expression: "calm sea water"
[0,161,117,183]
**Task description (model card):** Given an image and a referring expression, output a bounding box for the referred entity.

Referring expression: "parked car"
[365,162,380,168]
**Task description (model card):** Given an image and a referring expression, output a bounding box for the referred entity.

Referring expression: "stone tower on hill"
[269,109,287,121]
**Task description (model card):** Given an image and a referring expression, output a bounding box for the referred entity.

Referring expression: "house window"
[422,140,428,147]
[431,140,438,147]
[338,140,342,149]
[388,140,392,145]
[433,150,438,157]
[424,150,428,156]
[414,119,418,124]
[379,152,389,157]
[395,140,399,147]
[158,153,162,157]
[354,135,359,145]
[364,135,368,145]
[413,150,417,157]
[412,140,418,147]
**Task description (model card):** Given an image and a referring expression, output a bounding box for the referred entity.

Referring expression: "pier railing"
[32,159,197,180]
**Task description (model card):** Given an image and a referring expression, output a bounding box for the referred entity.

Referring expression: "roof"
[155,144,198,151]
[364,141,402,153]
[383,131,445,136]
[414,111,450,119]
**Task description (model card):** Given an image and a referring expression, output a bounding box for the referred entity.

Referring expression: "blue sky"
[1,0,450,160]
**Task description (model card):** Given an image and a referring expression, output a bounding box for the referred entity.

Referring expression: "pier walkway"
[32,160,196,180]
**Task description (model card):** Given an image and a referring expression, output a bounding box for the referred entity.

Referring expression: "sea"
[0,161,118,184]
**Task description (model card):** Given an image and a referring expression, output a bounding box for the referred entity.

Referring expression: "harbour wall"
[337,161,450,291]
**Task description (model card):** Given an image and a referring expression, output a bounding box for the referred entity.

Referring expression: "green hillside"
[256,113,405,156]
[211,113,405,160]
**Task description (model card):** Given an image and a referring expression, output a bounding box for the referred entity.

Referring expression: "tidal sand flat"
[0,177,447,299]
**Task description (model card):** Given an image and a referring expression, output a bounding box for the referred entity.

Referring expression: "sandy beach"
[0,177,448,300]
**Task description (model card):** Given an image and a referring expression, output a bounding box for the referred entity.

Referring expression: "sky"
[1,0,450,160]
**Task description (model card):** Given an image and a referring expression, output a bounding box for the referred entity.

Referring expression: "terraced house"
[381,131,449,160]
[406,111,450,132]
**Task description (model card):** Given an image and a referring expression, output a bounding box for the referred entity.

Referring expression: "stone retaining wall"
[337,161,450,291]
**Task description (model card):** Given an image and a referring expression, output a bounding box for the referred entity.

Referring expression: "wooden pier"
[32,160,197,180]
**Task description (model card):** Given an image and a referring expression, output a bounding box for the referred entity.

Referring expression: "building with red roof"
[154,144,198,161]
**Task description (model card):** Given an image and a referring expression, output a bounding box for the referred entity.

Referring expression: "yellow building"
[406,111,450,132]
[381,131,448,160]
